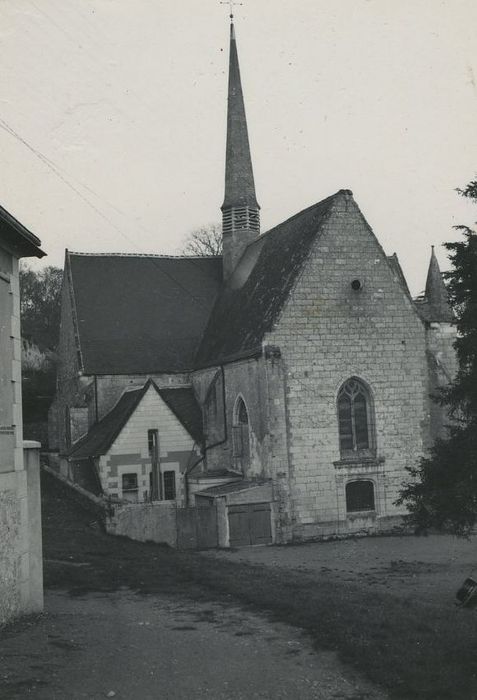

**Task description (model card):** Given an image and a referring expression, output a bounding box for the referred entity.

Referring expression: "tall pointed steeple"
[221,20,260,279]
[425,246,454,322]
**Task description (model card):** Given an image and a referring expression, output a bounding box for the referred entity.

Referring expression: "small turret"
[424,246,454,323]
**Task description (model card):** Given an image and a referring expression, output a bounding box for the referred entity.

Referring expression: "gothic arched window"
[337,378,374,455]
[232,396,250,474]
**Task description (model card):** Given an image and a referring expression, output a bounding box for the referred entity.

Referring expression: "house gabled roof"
[0,204,45,259]
[67,381,203,460]
[67,384,147,460]
[195,191,341,366]
[158,387,203,444]
[67,252,222,374]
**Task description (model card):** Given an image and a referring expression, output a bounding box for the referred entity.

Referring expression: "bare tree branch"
[181,224,222,256]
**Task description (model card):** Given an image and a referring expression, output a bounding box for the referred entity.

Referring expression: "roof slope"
[196,192,338,365]
[157,387,203,444]
[0,204,45,259]
[68,381,203,460]
[68,253,222,374]
[67,384,147,459]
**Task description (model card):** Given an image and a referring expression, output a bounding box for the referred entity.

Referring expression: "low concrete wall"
[106,502,177,547]
[0,441,43,627]
[24,442,43,614]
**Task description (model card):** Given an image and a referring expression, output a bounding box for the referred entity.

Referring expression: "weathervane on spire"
[220,0,243,21]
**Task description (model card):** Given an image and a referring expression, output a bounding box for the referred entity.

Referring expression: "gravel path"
[0,590,386,700]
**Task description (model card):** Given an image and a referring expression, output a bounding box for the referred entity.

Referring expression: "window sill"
[347,510,377,520]
[333,455,385,469]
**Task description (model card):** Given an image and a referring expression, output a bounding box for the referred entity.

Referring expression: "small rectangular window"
[163,471,176,501]
[346,480,375,513]
[148,429,158,455]
[122,473,138,502]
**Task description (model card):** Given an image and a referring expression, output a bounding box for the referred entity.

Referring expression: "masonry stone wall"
[98,385,200,504]
[106,502,177,546]
[191,355,292,542]
[266,192,430,539]
[48,265,83,452]
[0,244,43,625]
[426,322,458,440]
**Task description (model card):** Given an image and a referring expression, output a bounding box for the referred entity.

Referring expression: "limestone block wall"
[0,246,43,624]
[426,321,458,441]
[193,355,289,480]
[192,354,292,542]
[48,267,83,452]
[98,385,200,504]
[0,448,42,626]
[266,192,430,539]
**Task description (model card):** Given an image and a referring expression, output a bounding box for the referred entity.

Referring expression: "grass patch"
[42,471,477,699]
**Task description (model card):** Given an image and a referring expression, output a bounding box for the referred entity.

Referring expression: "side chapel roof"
[67,252,222,374]
[67,380,202,460]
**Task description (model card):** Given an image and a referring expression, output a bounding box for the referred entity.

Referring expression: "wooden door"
[228,503,272,547]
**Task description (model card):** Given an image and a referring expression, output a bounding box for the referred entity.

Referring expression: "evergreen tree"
[398,179,477,535]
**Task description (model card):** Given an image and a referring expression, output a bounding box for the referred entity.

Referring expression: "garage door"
[228,502,272,547]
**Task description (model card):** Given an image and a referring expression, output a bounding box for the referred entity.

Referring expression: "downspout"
[94,375,99,424]
[185,364,228,506]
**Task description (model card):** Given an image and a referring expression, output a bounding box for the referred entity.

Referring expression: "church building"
[49,20,456,545]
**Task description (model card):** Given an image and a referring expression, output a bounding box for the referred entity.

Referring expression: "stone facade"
[188,193,451,542]
[0,227,43,625]
[265,192,430,538]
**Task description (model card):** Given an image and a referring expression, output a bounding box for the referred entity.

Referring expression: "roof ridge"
[68,251,221,260]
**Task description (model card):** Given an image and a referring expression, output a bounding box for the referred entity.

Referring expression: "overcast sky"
[1,0,476,294]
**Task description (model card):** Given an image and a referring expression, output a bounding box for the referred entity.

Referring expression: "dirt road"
[1,589,385,700]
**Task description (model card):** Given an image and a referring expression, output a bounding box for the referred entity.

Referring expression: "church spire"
[425,246,454,322]
[221,19,260,279]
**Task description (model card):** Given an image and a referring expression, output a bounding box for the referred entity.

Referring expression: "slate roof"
[195,192,339,366]
[158,387,203,444]
[0,204,45,259]
[197,479,271,497]
[66,190,421,374]
[67,381,203,460]
[67,252,222,374]
[67,384,147,460]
